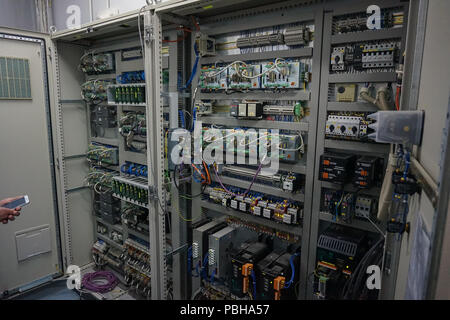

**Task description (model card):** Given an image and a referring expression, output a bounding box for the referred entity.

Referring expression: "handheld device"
[2,196,30,209]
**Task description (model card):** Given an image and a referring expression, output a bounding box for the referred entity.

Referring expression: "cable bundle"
[82,271,119,293]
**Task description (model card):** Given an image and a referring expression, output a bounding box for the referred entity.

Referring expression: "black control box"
[96,191,121,224]
[230,242,270,298]
[256,252,299,300]
[319,153,356,184]
[353,156,383,188]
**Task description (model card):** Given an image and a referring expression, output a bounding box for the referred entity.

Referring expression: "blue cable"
[403,151,410,179]
[128,163,135,175]
[210,269,216,284]
[194,261,200,278]
[201,253,209,280]
[133,165,139,177]
[120,163,128,174]
[135,166,141,177]
[179,110,186,129]
[251,269,257,299]
[192,170,203,183]
[180,43,199,91]
[187,246,192,275]
[190,106,197,133]
[284,252,300,289]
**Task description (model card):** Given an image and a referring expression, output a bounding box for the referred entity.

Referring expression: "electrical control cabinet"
[36,7,170,301]
[310,0,409,301]
[184,1,317,301]
[1,0,413,302]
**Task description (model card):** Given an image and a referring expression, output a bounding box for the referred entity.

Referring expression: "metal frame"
[50,42,76,268]
[400,0,429,112]
[163,27,190,299]
[143,10,168,300]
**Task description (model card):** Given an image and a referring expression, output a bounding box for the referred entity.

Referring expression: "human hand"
[0,197,22,225]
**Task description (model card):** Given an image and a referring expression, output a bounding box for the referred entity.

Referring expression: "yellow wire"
[174,197,201,222]
[177,208,193,222]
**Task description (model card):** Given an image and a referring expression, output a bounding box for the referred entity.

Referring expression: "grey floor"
[14,280,81,300]
[12,266,136,300]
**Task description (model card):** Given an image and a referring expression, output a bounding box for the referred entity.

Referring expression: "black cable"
[342,239,379,298]
[341,237,384,299]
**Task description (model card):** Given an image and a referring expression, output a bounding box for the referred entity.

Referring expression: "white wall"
[51,0,91,32]
[0,0,37,31]
[395,0,450,299]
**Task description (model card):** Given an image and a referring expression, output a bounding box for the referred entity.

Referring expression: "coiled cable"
[81,271,119,293]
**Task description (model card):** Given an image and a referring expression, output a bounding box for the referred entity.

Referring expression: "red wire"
[395,86,401,111]
[161,27,192,43]
[191,164,206,183]
[191,16,200,32]
[203,161,211,185]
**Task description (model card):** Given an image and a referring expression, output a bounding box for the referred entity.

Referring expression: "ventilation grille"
[208,248,216,265]
[0,57,31,99]
[317,234,357,257]
[192,242,199,259]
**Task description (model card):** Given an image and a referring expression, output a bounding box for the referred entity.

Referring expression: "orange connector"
[242,263,254,294]
[242,263,253,276]
[273,276,286,291]
[273,276,286,300]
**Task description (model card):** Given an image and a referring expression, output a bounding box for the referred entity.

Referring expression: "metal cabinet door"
[0,30,62,295]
